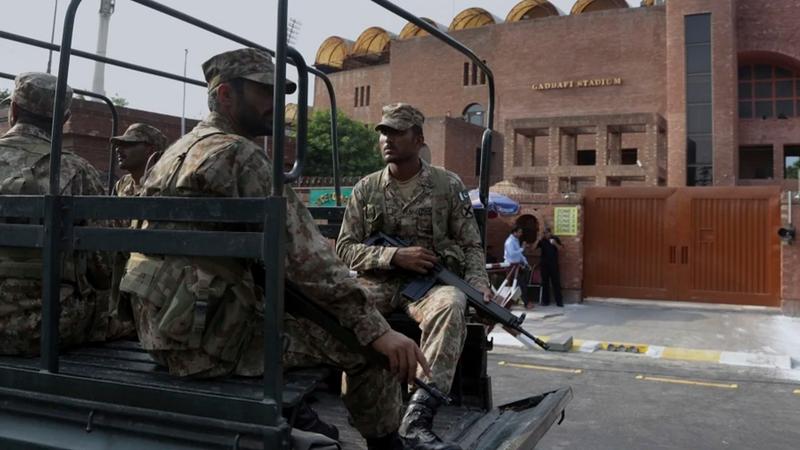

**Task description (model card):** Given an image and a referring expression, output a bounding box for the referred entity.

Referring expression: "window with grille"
[738,64,799,119]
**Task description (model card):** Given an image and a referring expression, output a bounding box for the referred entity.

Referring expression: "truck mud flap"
[447,387,572,450]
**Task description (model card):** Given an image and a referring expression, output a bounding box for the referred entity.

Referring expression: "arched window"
[738,63,799,119]
[463,103,485,126]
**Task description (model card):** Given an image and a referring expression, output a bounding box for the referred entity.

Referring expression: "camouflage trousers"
[282,315,402,439]
[137,309,402,439]
[363,278,467,392]
[0,278,97,356]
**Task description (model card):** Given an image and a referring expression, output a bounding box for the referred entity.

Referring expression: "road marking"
[498,361,583,374]
[635,374,738,389]
[660,347,722,363]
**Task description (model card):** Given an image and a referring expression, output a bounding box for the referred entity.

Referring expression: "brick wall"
[313,6,667,185]
[0,99,300,179]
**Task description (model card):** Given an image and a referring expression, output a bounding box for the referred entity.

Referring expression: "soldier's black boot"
[366,431,406,450]
[284,400,339,441]
[399,388,461,450]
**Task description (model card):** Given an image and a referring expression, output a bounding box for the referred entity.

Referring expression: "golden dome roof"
[506,0,560,22]
[352,26,394,57]
[571,0,629,15]
[399,17,445,40]
[315,36,353,71]
[449,7,497,31]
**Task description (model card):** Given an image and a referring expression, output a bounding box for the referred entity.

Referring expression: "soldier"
[0,72,110,354]
[119,48,425,449]
[107,123,167,340]
[111,123,167,197]
[336,103,493,450]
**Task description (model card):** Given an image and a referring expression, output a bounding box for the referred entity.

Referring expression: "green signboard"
[553,206,579,236]
[309,188,352,207]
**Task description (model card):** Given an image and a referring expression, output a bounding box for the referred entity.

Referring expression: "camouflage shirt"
[114,173,140,197]
[126,112,389,351]
[0,123,109,354]
[336,160,490,292]
[0,124,106,195]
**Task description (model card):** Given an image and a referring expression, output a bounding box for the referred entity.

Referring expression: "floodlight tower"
[92,0,115,95]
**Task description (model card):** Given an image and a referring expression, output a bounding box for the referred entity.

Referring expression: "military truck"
[0,1,571,448]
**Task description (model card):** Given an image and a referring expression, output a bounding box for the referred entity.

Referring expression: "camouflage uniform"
[111,123,169,197]
[107,124,168,340]
[113,174,138,197]
[119,48,400,439]
[0,72,110,355]
[337,104,490,392]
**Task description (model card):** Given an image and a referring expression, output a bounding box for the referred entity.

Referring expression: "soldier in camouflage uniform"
[119,49,426,449]
[107,123,167,340]
[0,72,110,354]
[337,103,493,450]
[111,123,168,197]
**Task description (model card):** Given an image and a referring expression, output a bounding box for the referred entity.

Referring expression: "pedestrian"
[536,227,564,307]
[337,102,492,450]
[119,48,426,449]
[503,226,533,309]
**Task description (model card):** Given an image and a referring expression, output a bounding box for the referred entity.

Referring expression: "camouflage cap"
[202,48,296,94]
[111,123,168,151]
[11,72,73,118]
[375,103,424,132]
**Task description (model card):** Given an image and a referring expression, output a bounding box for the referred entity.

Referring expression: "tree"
[304,109,383,178]
[0,88,9,104]
[787,158,800,180]
[111,93,129,107]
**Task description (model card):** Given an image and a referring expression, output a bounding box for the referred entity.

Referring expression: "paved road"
[489,347,800,450]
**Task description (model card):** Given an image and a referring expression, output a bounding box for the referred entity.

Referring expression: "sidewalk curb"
[489,332,794,370]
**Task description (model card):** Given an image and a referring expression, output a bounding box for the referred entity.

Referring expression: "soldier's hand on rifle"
[371,329,431,385]
[391,247,438,274]
[479,286,494,304]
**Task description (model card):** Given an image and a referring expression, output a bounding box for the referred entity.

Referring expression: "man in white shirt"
[503,226,532,308]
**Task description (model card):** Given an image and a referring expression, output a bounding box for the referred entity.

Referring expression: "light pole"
[46,0,59,73]
[181,49,188,135]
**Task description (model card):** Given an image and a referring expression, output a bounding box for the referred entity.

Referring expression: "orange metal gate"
[583,187,781,306]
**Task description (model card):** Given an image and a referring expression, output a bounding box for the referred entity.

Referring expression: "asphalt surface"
[489,347,800,450]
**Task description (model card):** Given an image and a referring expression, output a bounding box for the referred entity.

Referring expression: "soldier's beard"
[235,102,272,137]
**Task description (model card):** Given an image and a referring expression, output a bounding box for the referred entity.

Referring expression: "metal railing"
[0,0,299,447]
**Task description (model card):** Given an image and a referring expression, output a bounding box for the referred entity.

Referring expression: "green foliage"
[786,157,800,180]
[305,109,383,178]
[0,88,9,104]
[111,93,129,107]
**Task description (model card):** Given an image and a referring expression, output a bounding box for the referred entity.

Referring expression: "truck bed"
[0,341,571,449]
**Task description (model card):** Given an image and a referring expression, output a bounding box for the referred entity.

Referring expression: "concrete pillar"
[645,122,659,185]
[560,132,576,166]
[504,124,516,176]
[774,143,785,181]
[548,126,560,195]
[522,134,533,168]
[608,130,621,165]
[595,124,609,186]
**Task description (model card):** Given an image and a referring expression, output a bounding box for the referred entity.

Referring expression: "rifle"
[364,232,549,351]
[283,281,452,405]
